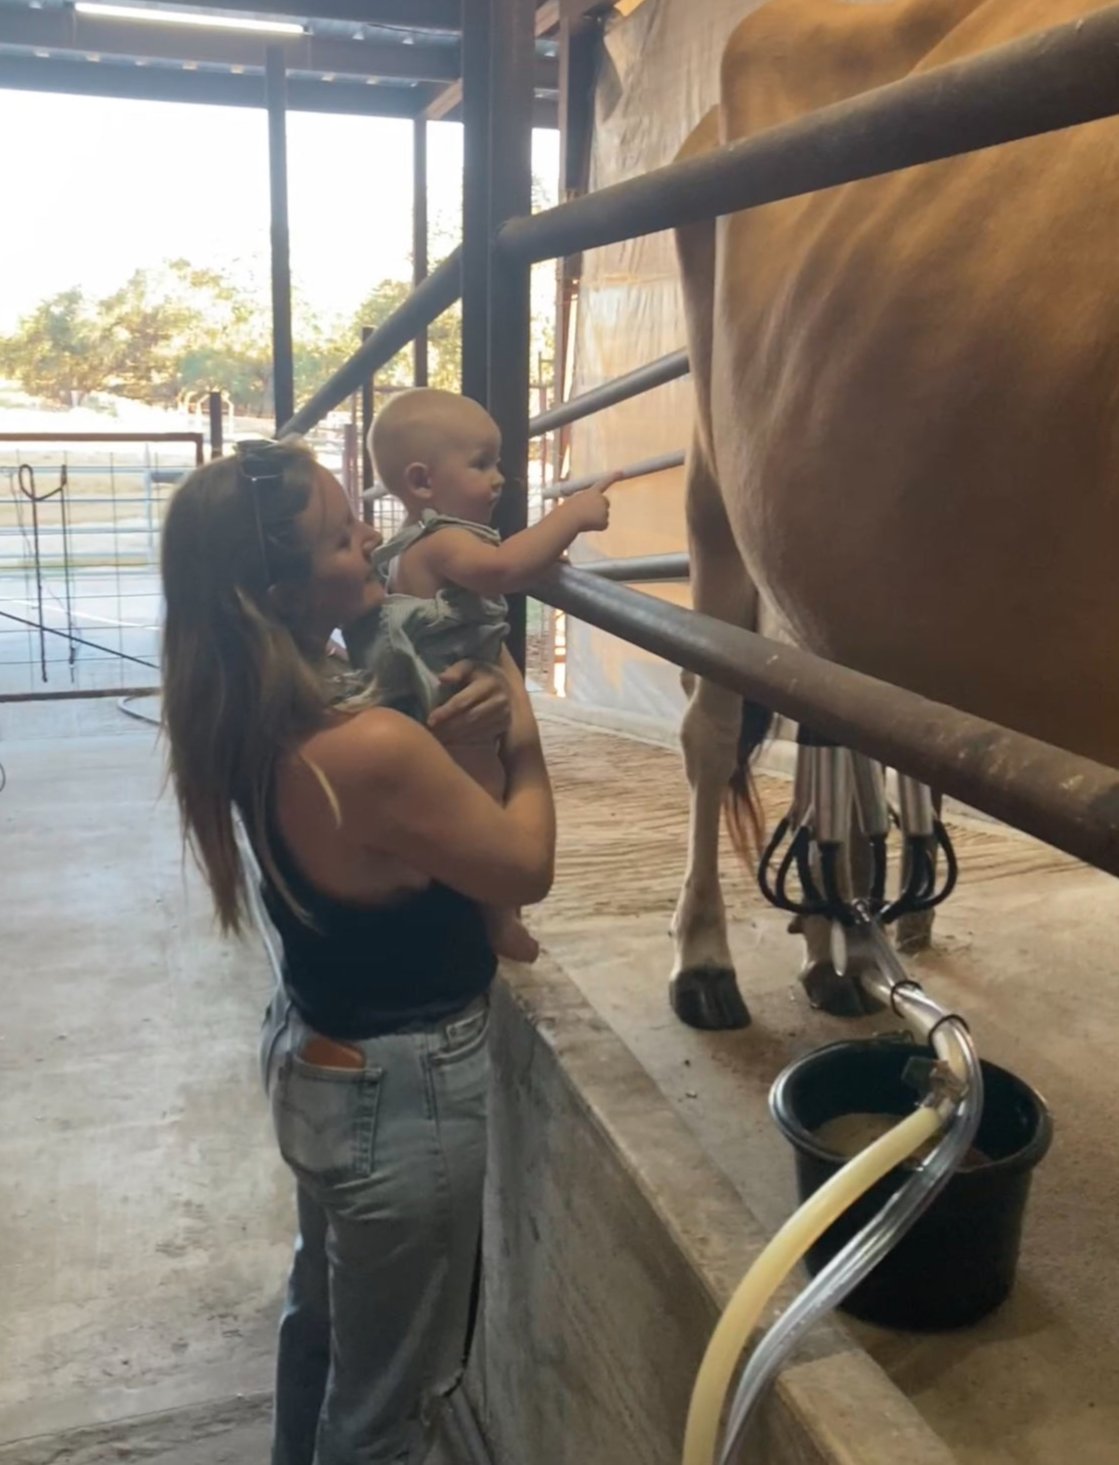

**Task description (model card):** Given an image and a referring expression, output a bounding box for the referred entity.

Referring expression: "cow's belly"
[706,131,1119,770]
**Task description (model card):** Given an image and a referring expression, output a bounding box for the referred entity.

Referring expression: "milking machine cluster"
[757,727,958,957]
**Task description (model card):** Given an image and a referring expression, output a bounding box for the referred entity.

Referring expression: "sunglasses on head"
[234,439,285,583]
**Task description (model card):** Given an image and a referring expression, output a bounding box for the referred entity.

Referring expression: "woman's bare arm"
[327,704,555,908]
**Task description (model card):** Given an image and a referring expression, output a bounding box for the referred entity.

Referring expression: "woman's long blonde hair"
[161,439,326,933]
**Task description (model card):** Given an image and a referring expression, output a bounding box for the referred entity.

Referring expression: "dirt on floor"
[532,707,1119,1465]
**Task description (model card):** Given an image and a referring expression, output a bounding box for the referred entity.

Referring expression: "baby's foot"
[488,908,540,964]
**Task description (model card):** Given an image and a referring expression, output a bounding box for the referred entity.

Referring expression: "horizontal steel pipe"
[0,686,160,705]
[497,4,1119,263]
[529,566,1119,878]
[578,553,690,582]
[279,249,462,438]
[0,432,203,446]
[529,349,690,437]
[542,448,685,500]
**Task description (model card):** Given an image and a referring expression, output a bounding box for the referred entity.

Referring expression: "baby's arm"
[419,476,618,598]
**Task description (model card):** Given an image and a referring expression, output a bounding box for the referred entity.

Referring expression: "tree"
[0,259,280,415]
[0,190,558,414]
[347,278,462,392]
[0,288,108,406]
[158,259,275,415]
[96,266,200,404]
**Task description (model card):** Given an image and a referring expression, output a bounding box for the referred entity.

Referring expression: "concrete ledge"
[470,957,958,1465]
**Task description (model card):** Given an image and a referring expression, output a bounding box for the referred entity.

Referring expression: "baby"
[342,387,615,963]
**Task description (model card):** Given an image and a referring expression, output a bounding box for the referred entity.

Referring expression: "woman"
[160,437,555,1465]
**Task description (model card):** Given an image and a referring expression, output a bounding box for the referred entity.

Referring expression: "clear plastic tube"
[718,1020,982,1463]
[681,1101,943,1465]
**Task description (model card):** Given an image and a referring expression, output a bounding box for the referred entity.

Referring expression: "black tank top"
[260,821,496,1041]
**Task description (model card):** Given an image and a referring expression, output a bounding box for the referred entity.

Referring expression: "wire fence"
[0,437,203,699]
[0,418,560,701]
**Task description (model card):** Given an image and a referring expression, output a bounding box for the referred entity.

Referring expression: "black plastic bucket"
[770,1038,1052,1330]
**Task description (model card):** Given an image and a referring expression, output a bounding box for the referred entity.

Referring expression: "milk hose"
[681,1099,943,1465]
[684,912,979,1465]
[718,1018,981,1462]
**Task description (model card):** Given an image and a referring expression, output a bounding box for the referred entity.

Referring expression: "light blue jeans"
[260,991,490,1465]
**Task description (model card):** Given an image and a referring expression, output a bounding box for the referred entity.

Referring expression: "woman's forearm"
[500,648,541,761]
[498,650,556,880]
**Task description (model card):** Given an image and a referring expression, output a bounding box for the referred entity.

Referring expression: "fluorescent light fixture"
[73,4,306,37]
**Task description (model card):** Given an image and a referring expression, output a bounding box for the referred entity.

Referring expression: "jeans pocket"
[272,1054,384,1186]
[430,1004,490,1068]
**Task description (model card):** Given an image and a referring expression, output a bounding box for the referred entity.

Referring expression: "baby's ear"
[405,462,433,499]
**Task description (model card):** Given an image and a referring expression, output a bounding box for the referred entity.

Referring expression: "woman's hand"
[427,660,512,745]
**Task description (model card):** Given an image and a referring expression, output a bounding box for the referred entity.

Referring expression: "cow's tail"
[724,699,774,863]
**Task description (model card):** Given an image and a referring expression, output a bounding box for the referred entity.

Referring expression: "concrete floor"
[531,707,1119,1465]
[0,700,460,1464]
[6,694,1116,1463]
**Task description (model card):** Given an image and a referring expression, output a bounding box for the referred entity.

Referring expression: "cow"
[669,0,1119,1029]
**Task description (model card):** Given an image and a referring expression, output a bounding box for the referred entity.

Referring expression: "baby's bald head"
[370,388,500,500]
[369,388,505,527]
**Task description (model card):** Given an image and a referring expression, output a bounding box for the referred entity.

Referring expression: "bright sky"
[0,90,559,332]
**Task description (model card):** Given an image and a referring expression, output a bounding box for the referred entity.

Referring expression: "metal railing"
[528,348,689,438]
[580,554,690,583]
[0,433,204,458]
[498,5,1119,261]
[279,250,463,439]
[541,450,686,501]
[536,567,1119,878]
[271,0,1119,879]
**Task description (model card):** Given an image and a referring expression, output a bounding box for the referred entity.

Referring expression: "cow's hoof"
[800,959,882,1018]
[896,910,935,956]
[670,967,752,1030]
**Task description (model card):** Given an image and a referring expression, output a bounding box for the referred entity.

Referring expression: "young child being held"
[342,387,616,963]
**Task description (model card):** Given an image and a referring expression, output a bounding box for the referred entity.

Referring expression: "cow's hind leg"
[670,451,758,1030]
[672,673,752,1028]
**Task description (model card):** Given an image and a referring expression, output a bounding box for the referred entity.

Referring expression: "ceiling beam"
[0,9,461,80]
[425,0,560,122]
[0,53,425,117]
[138,0,463,29]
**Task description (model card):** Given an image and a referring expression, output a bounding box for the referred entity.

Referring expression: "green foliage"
[349,277,462,392]
[0,288,108,407]
[0,172,557,413]
[0,259,276,413]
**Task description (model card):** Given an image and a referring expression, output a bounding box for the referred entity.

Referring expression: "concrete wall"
[467,959,958,1465]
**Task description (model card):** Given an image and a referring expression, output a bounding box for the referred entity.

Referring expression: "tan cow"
[670,0,1119,1028]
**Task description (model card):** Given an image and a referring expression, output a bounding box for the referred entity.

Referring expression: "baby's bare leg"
[448,741,540,963]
